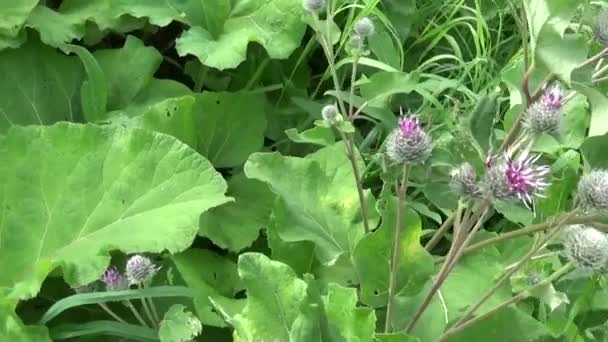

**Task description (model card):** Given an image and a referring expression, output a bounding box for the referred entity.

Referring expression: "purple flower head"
[503,148,551,206]
[101,266,127,291]
[482,147,550,209]
[386,113,432,164]
[398,115,421,137]
[541,84,564,111]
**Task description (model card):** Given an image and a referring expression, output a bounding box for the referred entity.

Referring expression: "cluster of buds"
[321,104,343,125]
[349,17,375,53]
[562,224,608,272]
[100,254,159,291]
[386,114,433,164]
[523,84,565,135]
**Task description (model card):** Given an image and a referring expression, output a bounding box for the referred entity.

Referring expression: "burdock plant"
[523,84,565,134]
[577,169,608,212]
[563,224,608,272]
[386,115,433,164]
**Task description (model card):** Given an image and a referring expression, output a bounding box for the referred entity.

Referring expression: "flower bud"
[354,17,375,37]
[321,104,340,123]
[449,162,479,197]
[595,9,608,46]
[385,115,432,164]
[523,84,564,134]
[302,0,325,13]
[577,169,608,212]
[126,255,159,285]
[101,266,128,291]
[563,224,608,271]
[348,34,365,50]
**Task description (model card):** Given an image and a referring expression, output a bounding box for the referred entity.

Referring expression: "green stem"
[384,164,411,333]
[244,58,271,90]
[445,207,490,274]
[341,132,371,234]
[125,300,149,328]
[439,263,574,340]
[348,56,359,118]
[138,285,158,327]
[97,303,127,324]
[424,214,455,251]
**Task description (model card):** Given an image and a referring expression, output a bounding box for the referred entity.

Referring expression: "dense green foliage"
[3,0,608,341]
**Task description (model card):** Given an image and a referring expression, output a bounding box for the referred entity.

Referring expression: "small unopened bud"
[348,34,365,50]
[563,224,608,271]
[595,9,608,46]
[302,0,325,13]
[354,17,375,37]
[386,115,432,164]
[321,104,342,124]
[577,170,608,212]
[101,266,128,291]
[449,162,479,197]
[527,272,541,285]
[126,255,159,285]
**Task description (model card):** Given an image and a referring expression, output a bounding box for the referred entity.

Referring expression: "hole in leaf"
[234,290,246,299]
[373,289,379,295]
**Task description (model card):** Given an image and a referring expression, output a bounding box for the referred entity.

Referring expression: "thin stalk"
[384,164,411,333]
[520,0,529,72]
[315,15,370,234]
[424,214,455,251]
[139,296,157,328]
[141,285,160,324]
[348,56,360,118]
[445,207,490,274]
[439,263,574,340]
[436,212,593,263]
[125,300,149,327]
[244,58,271,90]
[98,303,128,324]
[406,202,468,333]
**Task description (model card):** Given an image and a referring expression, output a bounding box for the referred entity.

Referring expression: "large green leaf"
[0,123,230,301]
[0,0,38,38]
[323,283,376,342]
[525,0,586,84]
[158,305,202,342]
[171,249,245,327]
[573,83,608,137]
[0,40,84,133]
[195,92,268,168]
[175,0,307,70]
[353,199,434,308]
[581,132,608,169]
[94,36,162,111]
[245,142,371,265]
[199,174,275,252]
[232,253,308,341]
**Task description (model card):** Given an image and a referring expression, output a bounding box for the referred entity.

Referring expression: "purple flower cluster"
[523,84,564,134]
[386,115,432,164]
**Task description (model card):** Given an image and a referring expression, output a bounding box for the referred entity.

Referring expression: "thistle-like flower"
[126,255,159,285]
[595,9,608,46]
[449,162,480,197]
[101,266,128,291]
[563,224,608,271]
[481,147,550,208]
[385,115,432,164]
[523,84,564,134]
[302,0,325,13]
[354,17,375,37]
[321,104,341,124]
[577,169,608,212]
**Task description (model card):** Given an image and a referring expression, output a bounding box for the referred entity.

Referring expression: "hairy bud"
[321,104,341,124]
[577,169,608,212]
[449,162,479,197]
[302,0,325,13]
[101,266,128,291]
[126,255,159,285]
[354,17,375,37]
[595,9,608,46]
[523,84,564,134]
[563,224,608,271]
[385,115,432,164]
[349,34,365,50]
